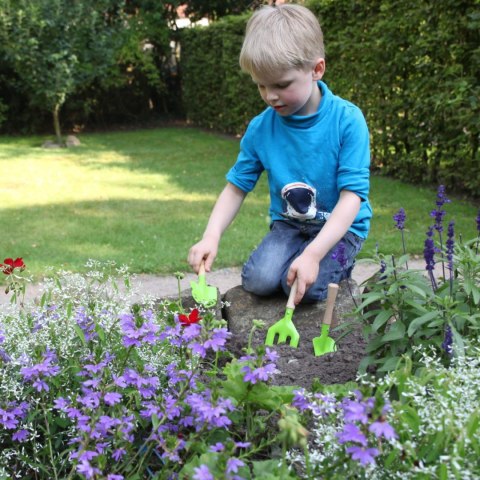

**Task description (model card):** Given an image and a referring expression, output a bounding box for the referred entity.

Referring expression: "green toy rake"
[265,279,300,348]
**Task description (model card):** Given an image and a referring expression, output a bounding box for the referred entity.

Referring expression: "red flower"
[1,258,25,275]
[178,309,202,326]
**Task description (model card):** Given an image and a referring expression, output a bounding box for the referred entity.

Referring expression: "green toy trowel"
[312,283,339,356]
[190,260,218,307]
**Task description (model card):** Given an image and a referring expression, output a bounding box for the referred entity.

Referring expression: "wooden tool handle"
[199,259,206,276]
[286,279,298,309]
[323,283,339,327]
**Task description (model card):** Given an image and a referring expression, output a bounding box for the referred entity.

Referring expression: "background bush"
[180,14,264,134]
[180,0,480,197]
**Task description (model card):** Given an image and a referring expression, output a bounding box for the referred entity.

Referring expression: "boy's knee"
[242,274,280,296]
[242,265,282,296]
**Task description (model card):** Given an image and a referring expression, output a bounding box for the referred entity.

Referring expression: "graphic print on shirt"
[280,182,331,222]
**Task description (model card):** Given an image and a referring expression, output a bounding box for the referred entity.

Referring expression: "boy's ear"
[312,58,325,80]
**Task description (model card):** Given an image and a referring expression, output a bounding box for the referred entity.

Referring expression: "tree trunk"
[53,103,62,145]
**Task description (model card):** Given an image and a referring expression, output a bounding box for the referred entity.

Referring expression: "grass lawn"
[1,127,478,280]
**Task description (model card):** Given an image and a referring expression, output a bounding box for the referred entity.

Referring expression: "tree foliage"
[183,0,258,21]
[0,0,177,138]
[0,0,124,142]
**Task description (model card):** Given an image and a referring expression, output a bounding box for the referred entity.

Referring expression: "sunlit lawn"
[1,127,478,280]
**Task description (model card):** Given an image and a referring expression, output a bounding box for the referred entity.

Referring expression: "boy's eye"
[276,82,291,89]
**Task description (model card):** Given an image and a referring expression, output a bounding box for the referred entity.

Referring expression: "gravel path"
[1,260,430,306]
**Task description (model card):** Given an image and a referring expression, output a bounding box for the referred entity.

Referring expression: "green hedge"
[180,1,480,197]
[180,15,264,135]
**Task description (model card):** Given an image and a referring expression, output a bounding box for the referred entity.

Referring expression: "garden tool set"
[190,259,217,307]
[264,280,339,356]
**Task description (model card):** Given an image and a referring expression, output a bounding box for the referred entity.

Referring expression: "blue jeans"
[241,220,364,303]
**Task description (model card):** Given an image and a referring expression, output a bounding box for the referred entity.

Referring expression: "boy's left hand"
[287,252,320,304]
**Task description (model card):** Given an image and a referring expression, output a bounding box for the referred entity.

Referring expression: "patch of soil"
[223,284,366,390]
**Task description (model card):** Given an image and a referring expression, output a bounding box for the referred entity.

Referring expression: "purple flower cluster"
[0,324,10,363]
[240,348,279,385]
[20,348,61,392]
[53,354,141,478]
[193,441,248,480]
[337,391,397,467]
[331,241,348,269]
[292,388,337,417]
[185,390,235,430]
[0,401,29,444]
[120,309,159,347]
[193,459,245,480]
[159,316,230,359]
[393,208,406,230]
[477,209,480,232]
[76,307,98,342]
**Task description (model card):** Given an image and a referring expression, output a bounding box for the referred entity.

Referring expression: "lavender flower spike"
[393,207,408,266]
[393,208,406,230]
[441,325,453,356]
[424,226,437,291]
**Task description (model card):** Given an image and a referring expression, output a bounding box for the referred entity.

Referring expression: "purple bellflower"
[20,349,60,392]
[346,445,380,466]
[336,423,368,446]
[369,420,397,440]
[193,464,214,480]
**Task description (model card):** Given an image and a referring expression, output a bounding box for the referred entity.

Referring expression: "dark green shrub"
[180,15,264,135]
[180,1,479,196]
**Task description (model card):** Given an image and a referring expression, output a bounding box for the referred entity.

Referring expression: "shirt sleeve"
[337,106,371,201]
[226,117,264,193]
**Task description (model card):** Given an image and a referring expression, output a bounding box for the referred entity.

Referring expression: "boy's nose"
[265,89,279,102]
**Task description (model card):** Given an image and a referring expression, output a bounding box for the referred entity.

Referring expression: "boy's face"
[251,60,325,117]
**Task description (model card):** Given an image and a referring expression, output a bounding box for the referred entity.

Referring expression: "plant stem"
[438,230,446,279]
[391,255,398,283]
[43,406,59,480]
[401,230,408,269]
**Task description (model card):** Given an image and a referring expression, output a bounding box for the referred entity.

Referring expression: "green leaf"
[377,356,400,372]
[381,321,406,342]
[399,405,420,434]
[372,309,393,331]
[358,292,385,310]
[438,462,448,480]
[403,282,429,298]
[73,324,87,346]
[95,323,106,342]
[450,324,465,358]
[407,311,439,336]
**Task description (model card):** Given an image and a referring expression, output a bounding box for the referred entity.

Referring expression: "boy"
[188,4,372,305]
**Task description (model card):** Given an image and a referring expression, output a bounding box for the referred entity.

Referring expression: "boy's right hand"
[188,235,219,273]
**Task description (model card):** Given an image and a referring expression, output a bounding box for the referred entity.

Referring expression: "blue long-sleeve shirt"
[226,81,372,239]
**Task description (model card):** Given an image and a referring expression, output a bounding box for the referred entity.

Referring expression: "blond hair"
[239,4,324,77]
